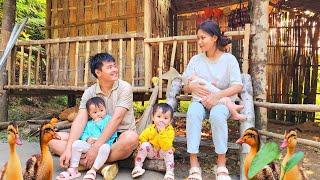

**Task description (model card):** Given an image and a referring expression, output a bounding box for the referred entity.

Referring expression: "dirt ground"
[2,98,320,179]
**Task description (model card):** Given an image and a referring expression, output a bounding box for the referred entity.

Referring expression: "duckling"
[0,121,23,180]
[23,118,60,180]
[280,129,307,180]
[236,127,280,180]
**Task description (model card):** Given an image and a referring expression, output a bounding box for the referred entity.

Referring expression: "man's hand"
[83,144,100,168]
[59,148,72,168]
[87,137,96,145]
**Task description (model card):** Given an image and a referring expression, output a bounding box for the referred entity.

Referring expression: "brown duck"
[236,127,280,180]
[0,121,23,180]
[23,118,60,180]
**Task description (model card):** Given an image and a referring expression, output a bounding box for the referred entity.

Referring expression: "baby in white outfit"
[188,74,246,121]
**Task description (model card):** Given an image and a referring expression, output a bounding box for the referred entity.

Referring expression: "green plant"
[280,151,304,180]
[248,142,280,179]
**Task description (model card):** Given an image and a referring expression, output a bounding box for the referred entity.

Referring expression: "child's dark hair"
[197,20,231,50]
[152,103,174,119]
[86,96,106,111]
[89,52,115,78]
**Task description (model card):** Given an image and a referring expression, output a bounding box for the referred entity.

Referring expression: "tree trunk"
[0,0,16,122]
[250,0,269,130]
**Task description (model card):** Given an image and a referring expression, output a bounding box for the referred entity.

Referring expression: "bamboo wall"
[267,11,320,123]
[46,0,146,86]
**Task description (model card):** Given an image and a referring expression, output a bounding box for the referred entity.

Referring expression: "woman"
[182,20,243,180]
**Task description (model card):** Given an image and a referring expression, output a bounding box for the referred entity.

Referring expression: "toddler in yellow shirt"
[132,103,175,180]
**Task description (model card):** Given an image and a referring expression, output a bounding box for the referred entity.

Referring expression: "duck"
[0,121,23,180]
[280,129,307,180]
[23,118,60,180]
[236,127,280,180]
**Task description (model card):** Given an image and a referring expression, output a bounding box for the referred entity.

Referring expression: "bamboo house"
[4,0,320,124]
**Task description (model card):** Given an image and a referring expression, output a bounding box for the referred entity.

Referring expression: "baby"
[56,96,117,180]
[132,103,175,180]
[188,74,246,121]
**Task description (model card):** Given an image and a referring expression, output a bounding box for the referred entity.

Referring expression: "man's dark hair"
[89,52,115,78]
[152,103,174,119]
[86,96,106,111]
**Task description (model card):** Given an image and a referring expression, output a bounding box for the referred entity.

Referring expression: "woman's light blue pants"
[186,101,230,154]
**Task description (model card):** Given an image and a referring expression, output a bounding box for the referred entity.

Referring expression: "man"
[49,53,139,178]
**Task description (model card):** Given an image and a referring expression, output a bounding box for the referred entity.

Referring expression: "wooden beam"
[16,33,145,46]
[4,85,150,92]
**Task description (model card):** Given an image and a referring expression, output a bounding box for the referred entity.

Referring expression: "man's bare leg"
[49,130,139,164]
[107,130,139,162]
[48,132,69,155]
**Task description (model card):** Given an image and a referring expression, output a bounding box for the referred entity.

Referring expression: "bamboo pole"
[74,41,79,86]
[27,45,32,85]
[19,46,24,85]
[35,45,40,85]
[97,40,101,53]
[144,0,152,89]
[158,42,164,98]
[183,40,188,70]
[54,43,60,84]
[258,130,320,149]
[84,41,90,87]
[254,101,320,112]
[46,44,50,85]
[131,38,135,86]
[242,24,250,74]
[170,40,177,68]
[108,39,112,52]
[64,42,69,83]
[119,39,123,79]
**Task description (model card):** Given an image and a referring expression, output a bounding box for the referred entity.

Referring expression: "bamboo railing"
[5,33,148,92]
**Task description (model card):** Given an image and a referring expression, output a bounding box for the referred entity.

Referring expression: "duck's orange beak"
[15,134,23,145]
[236,137,244,144]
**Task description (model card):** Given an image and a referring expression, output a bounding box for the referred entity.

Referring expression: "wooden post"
[250,0,270,131]
[0,0,16,122]
[144,0,152,89]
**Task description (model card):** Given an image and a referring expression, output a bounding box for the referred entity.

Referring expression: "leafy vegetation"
[0,0,46,40]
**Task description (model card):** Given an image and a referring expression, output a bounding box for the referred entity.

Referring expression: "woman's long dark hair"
[197,20,231,50]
